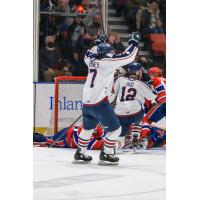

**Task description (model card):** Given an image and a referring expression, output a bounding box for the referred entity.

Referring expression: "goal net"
[47,76,86,135]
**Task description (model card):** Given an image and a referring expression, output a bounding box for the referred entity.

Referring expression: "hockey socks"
[103,127,121,154]
[73,129,94,164]
[98,127,121,165]
[77,129,94,153]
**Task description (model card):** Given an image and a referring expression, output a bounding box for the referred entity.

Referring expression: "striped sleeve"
[101,44,138,68]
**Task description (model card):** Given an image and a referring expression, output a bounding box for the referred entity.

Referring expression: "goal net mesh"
[46,76,86,135]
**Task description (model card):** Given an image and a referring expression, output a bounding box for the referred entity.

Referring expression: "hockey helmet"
[97,43,113,56]
[148,66,162,76]
[127,62,143,76]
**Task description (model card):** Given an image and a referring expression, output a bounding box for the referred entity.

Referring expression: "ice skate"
[115,136,126,154]
[98,150,119,165]
[72,148,92,164]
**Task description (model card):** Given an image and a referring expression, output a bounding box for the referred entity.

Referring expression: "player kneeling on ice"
[73,32,141,165]
[110,62,156,152]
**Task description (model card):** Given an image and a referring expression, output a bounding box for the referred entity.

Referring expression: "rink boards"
[33,83,166,134]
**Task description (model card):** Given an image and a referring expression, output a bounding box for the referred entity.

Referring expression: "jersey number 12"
[120,87,137,101]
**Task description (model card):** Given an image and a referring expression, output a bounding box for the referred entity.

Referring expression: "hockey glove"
[94,34,108,45]
[128,32,141,46]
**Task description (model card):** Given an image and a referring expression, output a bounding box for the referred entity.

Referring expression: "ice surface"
[33,147,165,200]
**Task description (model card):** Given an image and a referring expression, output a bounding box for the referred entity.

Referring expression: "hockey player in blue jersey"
[73,32,141,165]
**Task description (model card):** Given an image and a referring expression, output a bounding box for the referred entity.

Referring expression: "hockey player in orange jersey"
[33,125,105,150]
[140,67,166,144]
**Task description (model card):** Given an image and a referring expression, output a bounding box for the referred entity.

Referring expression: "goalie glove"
[128,32,141,46]
[94,34,108,45]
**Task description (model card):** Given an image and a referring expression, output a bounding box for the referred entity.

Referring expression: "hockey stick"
[97,0,105,34]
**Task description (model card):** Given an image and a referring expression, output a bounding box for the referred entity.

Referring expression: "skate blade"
[116,149,136,154]
[98,160,119,166]
[72,160,91,164]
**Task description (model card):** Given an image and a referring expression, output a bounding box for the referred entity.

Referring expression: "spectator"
[67,16,85,54]
[45,15,58,36]
[141,0,164,34]
[137,55,154,70]
[54,0,71,54]
[124,0,141,32]
[55,0,72,27]
[82,14,102,49]
[55,0,70,12]
[108,32,125,54]
[71,51,87,76]
[39,36,69,81]
[63,66,72,76]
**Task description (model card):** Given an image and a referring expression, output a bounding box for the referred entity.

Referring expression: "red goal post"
[53,76,86,134]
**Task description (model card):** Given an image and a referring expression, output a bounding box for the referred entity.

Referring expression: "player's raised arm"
[99,32,141,68]
[84,34,109,65]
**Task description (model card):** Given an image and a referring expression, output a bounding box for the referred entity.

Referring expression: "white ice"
[33,147,166,200]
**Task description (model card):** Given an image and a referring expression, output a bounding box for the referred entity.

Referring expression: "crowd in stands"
[39,0,166,81]
[113,0,166,74]
[39,0,108,81]
[112,0,165,33]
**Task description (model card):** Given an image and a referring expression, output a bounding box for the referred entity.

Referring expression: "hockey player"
[140,66,166,143]
[147,126,166,148]
[33,124,165,150]
[110,62,156,151]
[73,32,141,165]
[33,124,105,150]
[127,124,166,149]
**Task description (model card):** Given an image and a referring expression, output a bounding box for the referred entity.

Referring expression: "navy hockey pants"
[82,100,120,132]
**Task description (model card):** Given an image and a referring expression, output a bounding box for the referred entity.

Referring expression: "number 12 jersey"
[110,77,156,116]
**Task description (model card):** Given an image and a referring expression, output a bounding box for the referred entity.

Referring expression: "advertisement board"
[34,82,84,134]
[33,82,165,134]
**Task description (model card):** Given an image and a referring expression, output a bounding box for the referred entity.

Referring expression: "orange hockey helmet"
[148,67,162,76]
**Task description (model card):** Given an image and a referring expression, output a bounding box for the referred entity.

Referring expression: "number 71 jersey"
[110,77,156,116]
